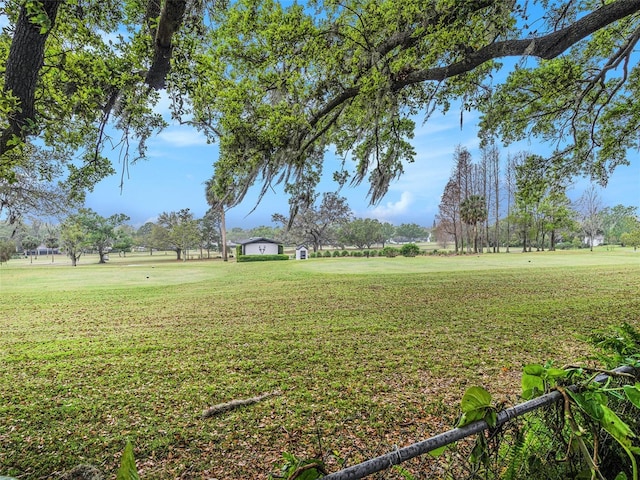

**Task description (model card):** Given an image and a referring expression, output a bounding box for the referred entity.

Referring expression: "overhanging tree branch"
[393,0,640,89]
[308,0,640,125]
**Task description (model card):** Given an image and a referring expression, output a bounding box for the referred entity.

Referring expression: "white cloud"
[365,191,415,221]
[156,127,209,147]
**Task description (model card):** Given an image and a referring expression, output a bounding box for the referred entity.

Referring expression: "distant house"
[583,234,605,248]
[295,245,309,260]
[238,237,281,255]
[33,244,60,255]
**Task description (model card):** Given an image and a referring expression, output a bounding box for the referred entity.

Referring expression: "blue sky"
[84,92,640,229]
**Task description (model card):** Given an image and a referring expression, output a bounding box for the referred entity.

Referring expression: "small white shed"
[239,237,280,255]
[295,245,309,260]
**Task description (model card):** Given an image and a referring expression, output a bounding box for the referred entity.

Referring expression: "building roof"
[238,237,280,245]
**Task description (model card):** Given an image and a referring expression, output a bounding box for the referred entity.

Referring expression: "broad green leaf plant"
[460,323,640,479]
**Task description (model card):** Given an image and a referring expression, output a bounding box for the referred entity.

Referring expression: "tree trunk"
[0,1,62,157]
[484,216,489,253]
[505,218,510,253]
[494,156,500,253]
[144,0,187,89]
[220,206,228,261]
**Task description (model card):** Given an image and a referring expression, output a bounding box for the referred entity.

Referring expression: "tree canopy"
[272,192,351,251]
[1,0,639,216]
[192,0,640,210]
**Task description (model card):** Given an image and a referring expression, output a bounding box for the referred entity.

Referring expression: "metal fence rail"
[323,365,637,480]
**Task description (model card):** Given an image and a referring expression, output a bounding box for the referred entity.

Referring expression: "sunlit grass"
[1,249,639,478]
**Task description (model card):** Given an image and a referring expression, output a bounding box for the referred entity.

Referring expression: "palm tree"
[460,195,488,253]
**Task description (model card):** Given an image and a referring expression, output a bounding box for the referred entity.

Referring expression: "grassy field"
[1,249,639,479]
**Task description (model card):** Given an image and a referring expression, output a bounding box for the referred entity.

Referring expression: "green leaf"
[459,386,494,427]
[294,466,324,480]
[282,451,296,464]
[485,409,498,429]
[523,364,545,376]
[545,367,568,379]
[469,434,488,466]
[568,391,605,421]
[522,373,544,400]
[600,405,635,446]
[116,440,140,480]
[461,386,492,412]
[614,472,628,480]
[393,465,416,480]
[458,409,485,428]
[623,384,640,409]
[427,445,447,458]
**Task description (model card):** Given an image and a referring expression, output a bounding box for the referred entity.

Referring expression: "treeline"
[435,144,640,253]
[0,201,430,265]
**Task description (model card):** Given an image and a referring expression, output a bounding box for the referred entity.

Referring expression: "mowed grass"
[1,249,639,478]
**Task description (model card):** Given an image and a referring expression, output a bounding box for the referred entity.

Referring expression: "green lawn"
[1,249,639,478]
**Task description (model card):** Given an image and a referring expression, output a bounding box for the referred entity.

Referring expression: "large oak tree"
[2,0,639,217]
[0,0,213,211]
[191,0,640,211]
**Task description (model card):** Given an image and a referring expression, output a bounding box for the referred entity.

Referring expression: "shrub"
[341,250,349,257]
[370,249,378,257]
[323,250,332,257]
[0,240,16,264]
[236,254,289,262]
[400,243,421,257]
[381,246,399,257]
[352,250,363,257]
[332,250,341,257]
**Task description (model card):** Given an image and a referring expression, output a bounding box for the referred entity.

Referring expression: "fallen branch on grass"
[201,390,281,419]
